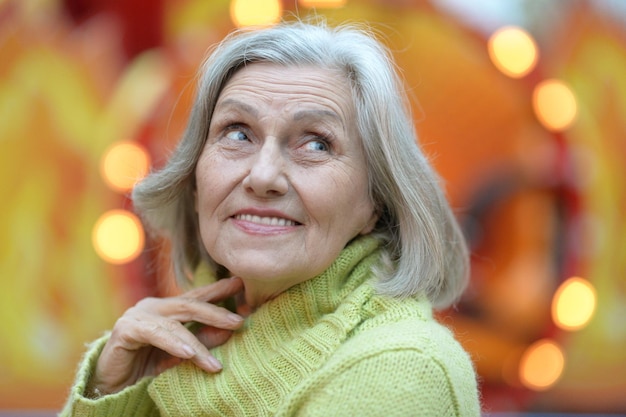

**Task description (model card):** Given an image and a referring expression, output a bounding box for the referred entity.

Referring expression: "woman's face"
[195,63,378,305]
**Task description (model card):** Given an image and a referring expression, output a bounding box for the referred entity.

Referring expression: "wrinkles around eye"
[303,137,330,153]
[224,126,250,142]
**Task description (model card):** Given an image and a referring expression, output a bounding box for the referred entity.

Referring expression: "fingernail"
[228,313,243,323]
[182,344,196,358]
[205,356,223,371]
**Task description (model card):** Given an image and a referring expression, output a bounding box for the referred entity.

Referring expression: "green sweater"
[61,236,480,416]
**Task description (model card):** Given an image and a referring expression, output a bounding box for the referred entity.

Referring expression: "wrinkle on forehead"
[216,98,259,117]
[214,64,353,132]
[215,98,341,122]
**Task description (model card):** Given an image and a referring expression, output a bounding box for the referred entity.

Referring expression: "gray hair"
[132,20,469,309]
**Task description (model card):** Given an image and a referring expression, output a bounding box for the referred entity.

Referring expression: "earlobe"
[359,209,380,235]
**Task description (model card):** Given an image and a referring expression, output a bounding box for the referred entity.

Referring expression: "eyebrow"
[215,98,259,117]
[293,109,341,123]
[215,99,342,126]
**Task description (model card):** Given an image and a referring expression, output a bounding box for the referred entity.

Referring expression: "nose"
[242,138,289,197]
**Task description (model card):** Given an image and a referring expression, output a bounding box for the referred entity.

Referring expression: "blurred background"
[1,0,625,415]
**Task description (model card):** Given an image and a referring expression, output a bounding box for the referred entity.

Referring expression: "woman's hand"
[87,276,245,396]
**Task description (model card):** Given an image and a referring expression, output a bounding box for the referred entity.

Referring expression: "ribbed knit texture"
[60,236,480,416]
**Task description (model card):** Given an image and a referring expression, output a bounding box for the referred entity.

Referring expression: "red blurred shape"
[63,0,164,59]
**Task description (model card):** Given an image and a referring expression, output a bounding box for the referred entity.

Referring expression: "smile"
[234,214,298,227]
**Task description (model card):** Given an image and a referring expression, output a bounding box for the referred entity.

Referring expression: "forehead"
[216,63,355,114]
[224,62,348,88]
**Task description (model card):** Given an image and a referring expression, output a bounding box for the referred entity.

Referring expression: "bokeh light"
[230,0,282,28]
[488,26,539,78]
[92,210,145,264]
[519,339,565,391]
[100,141,151,193]
[552,277,596,331]
[532,79,578,131]
[298,0,348,7]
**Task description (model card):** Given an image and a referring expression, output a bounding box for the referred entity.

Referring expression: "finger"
[154,356,184,375]
[135,295,244,330]
[130,316,224,372]
[185,276,244,303]
[167,298,244,329]
[235,291,253,317]
[195,326,233,349]
[188,327,234,373]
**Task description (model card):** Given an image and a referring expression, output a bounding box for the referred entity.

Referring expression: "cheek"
[195,160,224,215]
[310,175,374,234]
[341,177,376,233]
[196,150,231,194]
[195,168,224,256]
[195,155,248,227]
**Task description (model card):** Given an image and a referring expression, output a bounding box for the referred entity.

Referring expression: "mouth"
[233,213,300,227]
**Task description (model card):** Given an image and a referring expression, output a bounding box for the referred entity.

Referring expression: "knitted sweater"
[60,236,480,416]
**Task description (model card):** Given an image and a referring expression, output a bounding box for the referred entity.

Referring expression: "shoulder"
[283,302,481,417]
[345,300,477,384]
[349,295,470,362]
[326,299,479,414]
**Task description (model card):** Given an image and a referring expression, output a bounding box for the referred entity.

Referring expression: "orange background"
[1,0,625,413]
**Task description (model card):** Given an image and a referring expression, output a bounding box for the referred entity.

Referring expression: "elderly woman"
[62,21,480,416]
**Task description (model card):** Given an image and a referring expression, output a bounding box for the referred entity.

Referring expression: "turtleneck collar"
[148,235,397,416]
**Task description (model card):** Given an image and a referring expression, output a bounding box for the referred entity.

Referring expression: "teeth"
[235,214,296,227]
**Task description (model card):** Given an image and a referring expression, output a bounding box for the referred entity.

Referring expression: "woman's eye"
[304,137,330,152]
[225,128,249,142]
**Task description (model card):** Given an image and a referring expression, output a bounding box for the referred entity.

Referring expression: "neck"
[239,277,295,309]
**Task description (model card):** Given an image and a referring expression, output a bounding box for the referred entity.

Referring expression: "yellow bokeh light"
[298,0,348,7]
[230,0,282,28]
[100,141,151,193]
[552,277,596,331]
[92,210,145,265]
[488,26,538,78]
[519,339,565,391]
[532,79,578,131]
